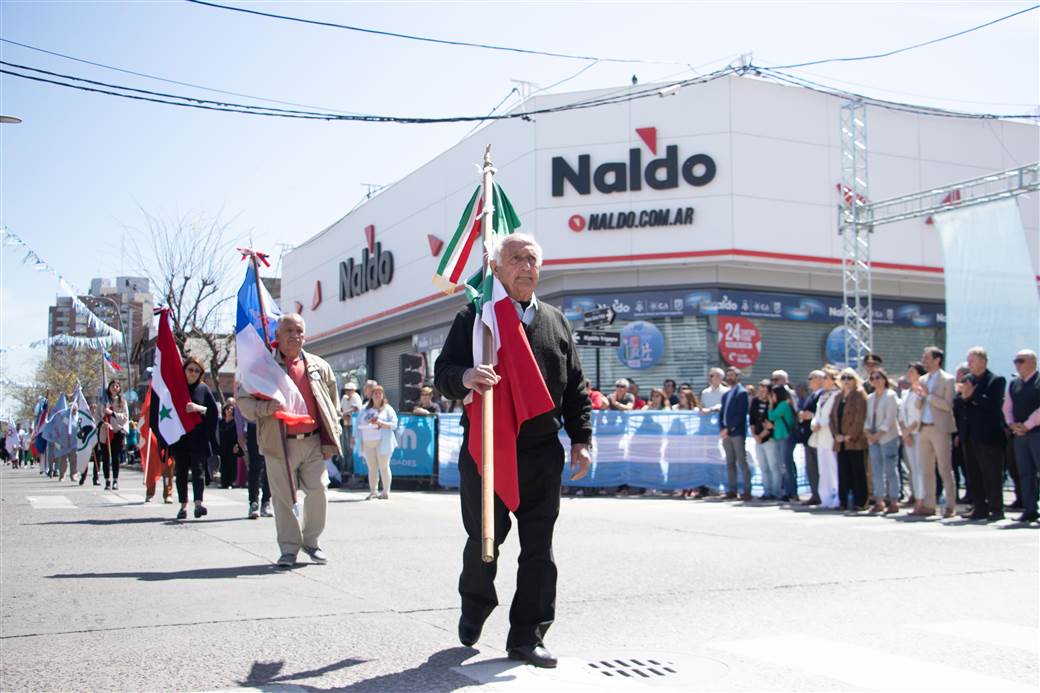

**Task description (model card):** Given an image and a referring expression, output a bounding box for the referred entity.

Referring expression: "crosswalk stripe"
[908,621,1040,652]
[710,633,1035,692]
[26,495,76,509]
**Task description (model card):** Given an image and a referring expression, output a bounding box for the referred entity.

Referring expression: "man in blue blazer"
[719,367,751,499]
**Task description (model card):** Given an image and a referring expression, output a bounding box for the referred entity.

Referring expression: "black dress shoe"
[508,644,557,668]
[965,511,988,520]
[987,512,1005,522]
[1015,511,1039,523]
[458,617,482,647]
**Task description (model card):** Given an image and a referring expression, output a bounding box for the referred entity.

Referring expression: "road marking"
[710,633,1035,692]
[909,621,1039,652]
[26,495,76,509]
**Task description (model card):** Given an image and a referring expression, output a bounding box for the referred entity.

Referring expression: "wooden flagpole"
[245,249,297,506]
[480,145,496,564]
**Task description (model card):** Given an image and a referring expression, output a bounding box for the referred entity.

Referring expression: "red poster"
[718,316,761,368]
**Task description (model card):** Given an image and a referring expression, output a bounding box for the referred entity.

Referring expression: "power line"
[0,59,744,123]
[184,0,684,66]
[767,4,1039,69]
[0,37,366,115]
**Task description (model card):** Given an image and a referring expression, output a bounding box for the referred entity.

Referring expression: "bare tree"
[128,209,240,402]
[9,347,106,421]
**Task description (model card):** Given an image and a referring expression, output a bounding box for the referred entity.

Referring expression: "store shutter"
[745,319,833,386]
[873,325,946,373]
[372,337,413,409]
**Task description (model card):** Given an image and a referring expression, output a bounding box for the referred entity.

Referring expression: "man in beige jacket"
[237,313,342,568]
[914,345,957,517]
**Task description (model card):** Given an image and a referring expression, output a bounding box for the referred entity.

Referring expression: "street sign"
[582,306,616,327]
[574,330,621,348]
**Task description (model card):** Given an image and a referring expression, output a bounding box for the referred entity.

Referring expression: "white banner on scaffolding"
[934,198,1039,378]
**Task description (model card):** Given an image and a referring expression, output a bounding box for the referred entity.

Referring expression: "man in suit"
[435,232,592,669]
[959,347,1007,521]
[719,367,751,500]
[914,346,957,517]
[1004,349,1040,523]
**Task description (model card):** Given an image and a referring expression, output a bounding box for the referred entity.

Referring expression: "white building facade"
[282,76,1039,407]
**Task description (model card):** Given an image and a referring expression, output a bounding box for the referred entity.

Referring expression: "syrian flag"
[433,183,521,297]
[235,263,312,426]
[137,385,165,487]
[150,308,200,447]
[465,276,555,512]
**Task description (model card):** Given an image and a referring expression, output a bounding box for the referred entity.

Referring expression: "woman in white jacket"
[359,385,398,500]
[810,366,841,508]
[899,362,927,513]
[98,381,130,491]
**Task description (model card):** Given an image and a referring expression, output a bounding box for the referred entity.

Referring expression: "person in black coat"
[959,348,1007,521]
[434,233,591,669]
[168,356,219,520]
[218,402,241,489]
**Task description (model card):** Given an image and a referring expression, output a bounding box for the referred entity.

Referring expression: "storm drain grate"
[587,658,678,679]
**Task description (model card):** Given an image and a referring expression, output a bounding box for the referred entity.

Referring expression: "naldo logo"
[551,127,717,197]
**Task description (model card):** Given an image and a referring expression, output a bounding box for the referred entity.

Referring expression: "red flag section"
[466,296,555,511]
[137,387,166,486]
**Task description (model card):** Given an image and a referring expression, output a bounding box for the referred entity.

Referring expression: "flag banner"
[465,276,554,511]
[103,351,123,372]
[39,393,72,454]
[137,386,165,486]
[433,183,521,296]
[235,263,312,426]
[151,308,201,447]
[30,398,48,455]
[438,411,812,495]
[72,385,97,475]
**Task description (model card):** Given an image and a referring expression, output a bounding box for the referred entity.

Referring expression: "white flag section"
[934,199,1040,378]
[235,322,309,420]
[470,275,508,368]
[235,264,310,425]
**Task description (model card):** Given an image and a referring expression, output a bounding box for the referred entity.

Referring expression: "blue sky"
[1,0,1038,416]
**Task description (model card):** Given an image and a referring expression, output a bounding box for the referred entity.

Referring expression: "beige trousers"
[56,452,76,478]
[362,439,392,495]
[918,425,955,511]
[264,435,328,556]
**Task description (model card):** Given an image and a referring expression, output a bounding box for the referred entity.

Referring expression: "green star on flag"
[159,404,172,421]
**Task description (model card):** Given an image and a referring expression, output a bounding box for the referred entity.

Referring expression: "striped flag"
[149,308,201,447]
[103,351,123,372]
[432,183,521,296]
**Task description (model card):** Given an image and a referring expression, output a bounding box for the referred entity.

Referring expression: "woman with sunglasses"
[169,356,219,520]
[829,368,869,510]
[865,368,902,513]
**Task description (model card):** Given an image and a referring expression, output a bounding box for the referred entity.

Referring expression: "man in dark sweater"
[959,347,1007,521]
[435,232,591,669]
[1005,349,1040,523]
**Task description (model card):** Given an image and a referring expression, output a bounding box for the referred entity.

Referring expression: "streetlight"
[82,294,134,394]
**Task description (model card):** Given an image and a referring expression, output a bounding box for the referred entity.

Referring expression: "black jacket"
[434,300,592,449]
[962,369,1007,446]
[167,381,219,459]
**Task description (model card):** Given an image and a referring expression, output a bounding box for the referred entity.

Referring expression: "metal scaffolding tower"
[838,101,873,368]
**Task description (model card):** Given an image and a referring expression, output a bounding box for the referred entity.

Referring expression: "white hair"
[492,232,543,267]
[278,312,306,331]
[708,367,725,378]
[771,370,789,381]
[809,370,825,380]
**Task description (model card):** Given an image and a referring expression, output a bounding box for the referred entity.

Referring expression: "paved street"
[1,465,1037,692]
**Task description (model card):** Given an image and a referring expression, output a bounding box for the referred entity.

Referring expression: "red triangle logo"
[312,281,322,310]
[635,127,657,155]
[427,234,444,257]
[364,225,375,252]
[293,301,304,315]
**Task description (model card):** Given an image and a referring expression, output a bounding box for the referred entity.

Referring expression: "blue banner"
[436,411,809,493]
[560,288,944,327]
[353,414,437,477]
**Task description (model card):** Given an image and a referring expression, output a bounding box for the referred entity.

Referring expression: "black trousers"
[98,434,124,481]
[837,449,868,509]
[220,450,237,488]
[964,438,1005,516]
[458,437,563,649]
[246,423,270,505]
[173,449,206,504]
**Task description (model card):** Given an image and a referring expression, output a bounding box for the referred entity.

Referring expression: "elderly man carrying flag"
[234,259,342,569]
[435,228,592,669]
